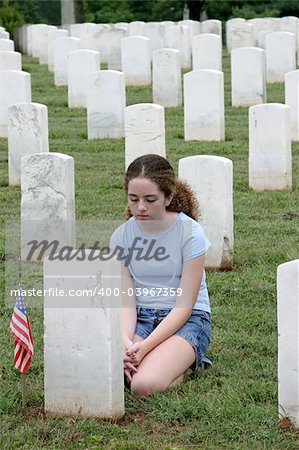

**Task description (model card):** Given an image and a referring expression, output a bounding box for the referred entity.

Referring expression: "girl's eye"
[129,198,138,202]
[147,199,155,203]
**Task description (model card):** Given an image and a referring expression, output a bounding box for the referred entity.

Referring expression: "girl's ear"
[166,194,174,207]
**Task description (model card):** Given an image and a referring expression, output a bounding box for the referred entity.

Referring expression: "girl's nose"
[137,201,147,212]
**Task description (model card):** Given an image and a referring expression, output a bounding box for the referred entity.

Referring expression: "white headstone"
[69,23,96,39]
[280,16,298,41]
[184,70,225,141]
[125,103,166,168]
[38,25,57,65]
[54,37,81,87]
[192,34,222,71]
[179,155,234,270]
[177,19,201,45]
[265,32,296,83]
[27,25,33,56]
[87,70,125,139]
[144,22,166,51]
[166,25,191,69]
[121,36,151,86]
[21,153,75,261]
[88,25,112,64]
[255,18,281,49]
[68,49,100,108]
[128,21,146,36]
[249,103,292,190]
[79,23,107,52]
[47,29,69,72]
[152,48,182,107]
[228,22,254,51]
[30,24,49,58]
[226,18,246,50]
[277,259,299,427]
[107,27,128,71]
[0,51,21,71]
[285,70,299,141]
[0,70,31,138]
[19,24,29,54]
[0,30,9,39]
[231,47,266,107]
[116,22,128,30]
[44,253,124,419]
[247,17,267,46]
[8,102,49,186]
[201,19,222,36]
[0,38,14,51]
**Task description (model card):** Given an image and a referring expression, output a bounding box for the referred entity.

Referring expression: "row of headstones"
[17,90,294,270]
[14,16,299,59]
[14,26,297,87]
[2,33,294,119]
[83,66,299,143]
[52,31,296,95]
[23,150,297,419]
[6,94,294,193]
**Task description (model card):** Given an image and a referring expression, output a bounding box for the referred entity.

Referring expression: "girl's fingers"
[124,362,138,372]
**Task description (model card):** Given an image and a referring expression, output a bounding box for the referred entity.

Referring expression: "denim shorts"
[134,307,211,367]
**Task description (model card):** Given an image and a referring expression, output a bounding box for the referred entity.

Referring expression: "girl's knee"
[130,374,167,397]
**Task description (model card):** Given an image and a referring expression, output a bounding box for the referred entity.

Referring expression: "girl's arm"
[121,265,137,345]
[121,265,138,379]
[127,254,205,363]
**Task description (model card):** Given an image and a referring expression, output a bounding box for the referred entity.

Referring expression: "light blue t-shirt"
[110,212,211,312]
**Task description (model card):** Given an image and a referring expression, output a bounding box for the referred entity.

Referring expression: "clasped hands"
[123,338,147,382]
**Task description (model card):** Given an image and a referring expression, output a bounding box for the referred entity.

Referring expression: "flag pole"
[21,373,26,410]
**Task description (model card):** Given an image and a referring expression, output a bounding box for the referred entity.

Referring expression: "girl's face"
[127,177,172,221]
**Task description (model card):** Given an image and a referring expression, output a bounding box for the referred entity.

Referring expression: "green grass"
[0,50,299,449]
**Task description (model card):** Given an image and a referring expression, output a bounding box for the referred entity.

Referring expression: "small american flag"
[9,280,34,374]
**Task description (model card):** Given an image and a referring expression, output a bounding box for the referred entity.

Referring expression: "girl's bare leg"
[130,335,195,396]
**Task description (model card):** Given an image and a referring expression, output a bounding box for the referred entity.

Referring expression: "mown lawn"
[0,48,299,449]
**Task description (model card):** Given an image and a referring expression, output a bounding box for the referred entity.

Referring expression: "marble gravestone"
[128,21,146,36]
[125,103,166,168]
[144,22,166,52]
[87,70,125,139]
[0,38,14,51]
[179,155,234,270]
[54,37,81,87]
[231,47,266,107]
[277,259,299,427]
[21,153,75,261]
[285,70,299,141]
[107,27,127,71]
[68,49,100,108]
[121,36,151,86]
[0,51,21,71]
[192,34,222,71]
[44,253,124,419]
[0,70,31,138]
[47,28,69,72]
[265,32,296,83]
[38,25,57,65]
[249,104,292,190]
[201,19,222,36]
[152,48,182,107]
[184,69,225,141]
[166,25,191,69]
[8,102,49,186]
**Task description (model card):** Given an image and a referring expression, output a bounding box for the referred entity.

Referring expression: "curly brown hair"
[124,154,200,220]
